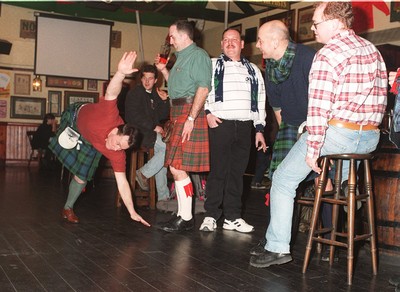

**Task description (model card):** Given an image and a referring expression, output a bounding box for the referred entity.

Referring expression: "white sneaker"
[199,217,217,232]
[223,218,254,233]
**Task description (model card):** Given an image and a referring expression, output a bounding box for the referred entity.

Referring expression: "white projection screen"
[35,13,113,80]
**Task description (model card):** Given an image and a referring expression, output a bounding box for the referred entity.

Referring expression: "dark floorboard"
[0,165,399,291]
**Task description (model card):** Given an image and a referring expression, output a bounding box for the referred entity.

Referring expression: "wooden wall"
[0,122,39,166]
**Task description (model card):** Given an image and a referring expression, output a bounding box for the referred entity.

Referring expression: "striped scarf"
[214,53,259,112]
[265,40,297,84]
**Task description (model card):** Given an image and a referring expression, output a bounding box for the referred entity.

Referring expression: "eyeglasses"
[312,20,328,29]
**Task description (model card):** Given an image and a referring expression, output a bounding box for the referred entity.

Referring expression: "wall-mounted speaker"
[0,40,12,55]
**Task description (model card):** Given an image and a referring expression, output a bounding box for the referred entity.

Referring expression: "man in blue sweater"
[250,20,334,261]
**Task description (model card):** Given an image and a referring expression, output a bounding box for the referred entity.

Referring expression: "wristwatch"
[187,115,195,122]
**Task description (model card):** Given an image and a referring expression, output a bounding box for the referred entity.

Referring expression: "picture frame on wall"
[390,1,400,22]
[46,76,84,89]
[260,10,296,41]
[48,90,62,116]
[64,91,99,108]
[10,96,46,120]
[14,73,30,95]
[245,27,257,44]
[297,6,315,43]
[87,79,98,91]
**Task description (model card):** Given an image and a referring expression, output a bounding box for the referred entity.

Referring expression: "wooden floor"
[0,165,398,292]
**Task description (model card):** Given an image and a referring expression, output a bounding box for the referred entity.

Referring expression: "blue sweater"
[266,44,316,127]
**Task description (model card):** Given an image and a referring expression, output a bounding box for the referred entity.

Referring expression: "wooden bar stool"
[302,153,378,285]
[115,147,156,210]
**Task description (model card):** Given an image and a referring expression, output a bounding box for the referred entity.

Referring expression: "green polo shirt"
[168,43,212,99]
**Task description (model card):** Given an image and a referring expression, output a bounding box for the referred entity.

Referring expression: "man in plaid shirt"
[250,1,387,268]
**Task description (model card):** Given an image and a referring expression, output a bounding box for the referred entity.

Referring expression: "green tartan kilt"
[269,121,299,180]
[49,103,102,181]
[164,103,210,172]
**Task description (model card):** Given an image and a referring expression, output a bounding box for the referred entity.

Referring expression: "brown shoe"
[135,170,149,191]
[62,208,79,223]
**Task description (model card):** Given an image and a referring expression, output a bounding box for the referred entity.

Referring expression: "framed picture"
[390,2,400,22]
[10,96,46,120]
[111,30,122,48]
[87,79,98,91]
[14,73,31,95]
[229,24,242,34]
[64,91,99,108]
[260,10,296,41]
[46,76,84,89]
[48,90,62,116]
[297,6,315,43]
[245,27,257,44]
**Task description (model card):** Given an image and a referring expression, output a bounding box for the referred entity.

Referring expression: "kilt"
[164,102,209,172]
[49,103,102,181]
[269,121,298,179]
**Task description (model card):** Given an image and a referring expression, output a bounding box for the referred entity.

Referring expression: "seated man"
[249,2,387,268]
[125,64,171,208]
[32,113,57,168]
[49,51,150,227]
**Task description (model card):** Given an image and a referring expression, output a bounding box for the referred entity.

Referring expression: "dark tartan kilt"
[49,103,102,181]
[269,121,299,180]
[164,103,210,172]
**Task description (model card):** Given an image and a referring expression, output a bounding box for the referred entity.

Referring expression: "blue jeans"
[265,126,380,253]
[140,133,170,201]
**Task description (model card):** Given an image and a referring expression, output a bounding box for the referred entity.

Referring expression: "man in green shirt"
[155,20,212,232]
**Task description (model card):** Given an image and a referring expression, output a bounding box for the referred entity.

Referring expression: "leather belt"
[171,97,194,106]
[328,119,378,131]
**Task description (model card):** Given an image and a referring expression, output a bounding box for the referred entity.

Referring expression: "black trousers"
[204,119,252,220]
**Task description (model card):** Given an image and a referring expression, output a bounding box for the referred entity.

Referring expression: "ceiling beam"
[234,2,255,15]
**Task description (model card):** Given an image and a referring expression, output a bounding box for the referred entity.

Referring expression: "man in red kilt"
[155,20,212,232]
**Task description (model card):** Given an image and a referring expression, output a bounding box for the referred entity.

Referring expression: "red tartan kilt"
[164,103,210,172]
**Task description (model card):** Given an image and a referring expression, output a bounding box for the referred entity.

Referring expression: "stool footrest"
[313,237,348,248]
[313,227,333,236]
[321,197,347,205]
[354,234,372,242]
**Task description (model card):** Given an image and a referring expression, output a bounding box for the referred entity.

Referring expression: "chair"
[115,147,156,210]
[302,153,378,285]
[27,131,43,167]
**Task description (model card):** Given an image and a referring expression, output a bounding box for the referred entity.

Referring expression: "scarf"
[265,40,297,84]
[214,53,259,112]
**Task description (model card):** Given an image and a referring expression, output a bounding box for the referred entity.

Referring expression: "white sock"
[174,176,193,221]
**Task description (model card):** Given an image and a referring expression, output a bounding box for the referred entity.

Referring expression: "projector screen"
[34,13,113,80]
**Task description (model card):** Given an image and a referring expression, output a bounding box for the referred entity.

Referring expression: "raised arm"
[105,51,139,101]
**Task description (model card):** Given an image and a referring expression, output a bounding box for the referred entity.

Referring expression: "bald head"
[257,20,290,60]
[260,20,289,42]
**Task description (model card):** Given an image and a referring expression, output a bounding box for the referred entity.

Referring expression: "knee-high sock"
[64,179,87,209]
[174,176,193,221]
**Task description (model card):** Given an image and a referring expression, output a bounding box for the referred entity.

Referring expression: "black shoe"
[249,238,267,256]
[321,247,339,262]
[250,250,292,268]
[160,216,194,232]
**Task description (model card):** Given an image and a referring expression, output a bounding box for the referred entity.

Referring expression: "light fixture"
[32,75,42,91]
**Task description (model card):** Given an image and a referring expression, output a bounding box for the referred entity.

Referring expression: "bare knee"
[169,166,188,181]
[73,175,86,185]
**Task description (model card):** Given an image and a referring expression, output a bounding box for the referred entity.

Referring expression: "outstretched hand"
[118,51,139,75]
[131,212,151,227]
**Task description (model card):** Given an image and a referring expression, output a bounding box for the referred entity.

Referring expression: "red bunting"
[352,1,390,33]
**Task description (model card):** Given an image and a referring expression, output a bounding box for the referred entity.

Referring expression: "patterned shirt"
[205,58,266,129]
[306,29,387,159]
